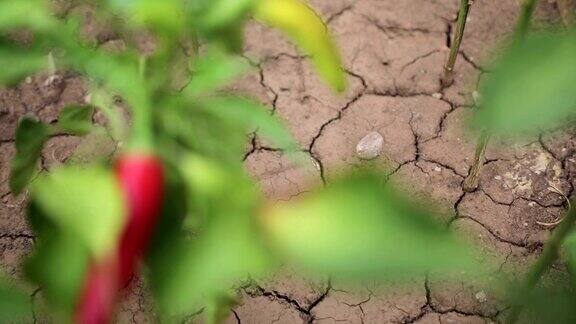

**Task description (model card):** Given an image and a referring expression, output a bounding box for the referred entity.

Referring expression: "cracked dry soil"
[2,0,576,323]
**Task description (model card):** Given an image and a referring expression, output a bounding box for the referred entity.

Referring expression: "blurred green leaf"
[31,166,126,258]
[200,0,255,31]
[179,154,257,227]
[78,52,149,116]
[152,155,272,316]
[475,33,576,135]
[58,105,95,135]
[155,209,271,317]
[0,276,29,322]
[185,50,251,96]
[189,0,251,53]
[204,293,237,324]
[206,22,247,53]
[158,97,249,162]
[0,45,46,85]
[55,22,150,116]
[261,171,477,279]
[146,162,188,281]
[107,0,185,32]
[10,118,49,195]
[26,203,89,316]
[202,96,297,151]
[26,236,88,317]
[515,284,576,323]
[564,231,576,281]
[254,0,346,92]
[0,0,56,31]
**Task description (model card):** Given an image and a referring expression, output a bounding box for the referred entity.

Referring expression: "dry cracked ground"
[2,0,576,323]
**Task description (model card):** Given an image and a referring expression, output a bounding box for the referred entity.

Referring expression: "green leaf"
[254,0,346,92]
[80,53,149,117]
[107,0,185,32]
[10,118,49,195]
[190,0,253,53]
[202,96,297,151]
[146,162,187,280]
[155,209,271,317]
[152,155,272,316]
[55,22,150,119]
[564,231,576,281]
[26,235,88,317]
[261,171,478,280]
[475,33,576,135]
[31,166,126,258]
[204,293,238,324]
[514,284,576,323]
[158,96,249,162]
[0,0,56,31]
[0,46,46,85]
[25,203,89,317]
[26,203,89,316]
[58,105,95,135]
[184,50,251,96]
[0,276,29,322]
[200,0,255,31]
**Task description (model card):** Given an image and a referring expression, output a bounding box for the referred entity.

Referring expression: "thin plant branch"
[442,0,474,87]
[462,130,489,192]
[463,0,540,194]
[505,199,576,323]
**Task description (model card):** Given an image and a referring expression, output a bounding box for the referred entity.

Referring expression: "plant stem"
[129,56,154,151]
[442,0,473,87]
[515,0,539,41]
[505,203,576,323]
[462,130,489,192]
[47,51,56,75]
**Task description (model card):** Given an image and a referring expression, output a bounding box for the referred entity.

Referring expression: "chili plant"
[1,0,482,323]
[466,1,576,323]
[443,0,545,192]
[441,0,576,320]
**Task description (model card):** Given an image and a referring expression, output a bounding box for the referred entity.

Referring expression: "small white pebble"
[84,93,92,104]
[528,201,536,207]
[523,222,529,227]
[434,166,442,172]
[356,131,384,160]
[475,291,487,303]
[432,92,442,99]
[562,148,567,152]
[494,175,502,180]
[25,76,32,84]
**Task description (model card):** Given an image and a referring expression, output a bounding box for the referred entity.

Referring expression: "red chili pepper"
[115,153,164,285]
[75,153,164,323]
[75,256,118,324]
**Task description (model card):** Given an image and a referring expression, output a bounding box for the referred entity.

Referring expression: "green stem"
[505,203,576,323]
[462,130,489,193]
[514,0,539,41]
[442,0,473,87]
[47,51,56,74]
[128,55,154,151]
